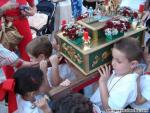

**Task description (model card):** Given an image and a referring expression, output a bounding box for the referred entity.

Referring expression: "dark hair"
[13,67,44,96]
[83,0,96,9]
[26,36,52,58]
[52,93,93,113]
[113,38,143,62]
[145,0,150,10]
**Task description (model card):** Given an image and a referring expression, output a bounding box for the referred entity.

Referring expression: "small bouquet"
[62,23,87,40]
[104,18,130,41]
[118,7,138,22]
[104,28,118,41]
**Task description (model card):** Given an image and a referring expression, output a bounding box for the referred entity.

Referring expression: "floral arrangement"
[104,18,131,41]
[118,7,138,20]
[61,23,87,40]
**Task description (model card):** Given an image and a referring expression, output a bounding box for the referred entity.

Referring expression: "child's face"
[111,48,132,76]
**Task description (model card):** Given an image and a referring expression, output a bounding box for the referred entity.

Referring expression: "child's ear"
[38,54,46,60]
[130,60,139,69]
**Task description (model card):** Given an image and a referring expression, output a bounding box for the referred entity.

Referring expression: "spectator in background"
[120,0,146,10]
[130,39,150,111]
[141,0,150,45]
[90,38,143,112]
[0,0,37,83]
[0,0,36,79]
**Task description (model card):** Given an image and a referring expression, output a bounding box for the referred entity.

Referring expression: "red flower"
[133,12,138,18]
[104,18,131,33]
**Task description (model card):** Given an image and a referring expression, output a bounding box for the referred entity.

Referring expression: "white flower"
[112,28,118,35]
[105,28,112,36]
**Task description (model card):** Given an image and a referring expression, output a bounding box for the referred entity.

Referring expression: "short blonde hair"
[26,36,52,58]
[113,37,143,62]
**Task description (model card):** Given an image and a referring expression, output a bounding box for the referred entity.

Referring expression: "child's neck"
[115,70,132,76]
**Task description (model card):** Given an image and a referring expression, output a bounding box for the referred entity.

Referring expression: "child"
[47,36,76,83]
[26,36,60,92]
[130,39,150,110]
[51,93,94,113]
[0,67,51,113]
[90,38,143,111]
[26,36,76,88]
[13,67,51,113]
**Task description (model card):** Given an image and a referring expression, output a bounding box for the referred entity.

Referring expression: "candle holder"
[83,31,91,51]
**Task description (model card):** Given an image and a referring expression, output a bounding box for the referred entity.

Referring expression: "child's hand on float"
[98,64,111,83]
[39,60,48,75]
[49,55,59,67]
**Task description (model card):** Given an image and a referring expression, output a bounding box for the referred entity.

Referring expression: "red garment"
[0,0,34,79]
[0,79,17,113]
[144,72,150,75]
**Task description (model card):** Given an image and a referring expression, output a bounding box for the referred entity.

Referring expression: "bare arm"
[98,64,111,111]
[39,60,52,93]
[49,55,62,86]
[135,77,147,104]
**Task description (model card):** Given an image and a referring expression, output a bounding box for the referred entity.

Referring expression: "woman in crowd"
[0,0,36,79]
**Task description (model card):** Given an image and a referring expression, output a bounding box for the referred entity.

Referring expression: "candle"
[139,4,144,13]
[84,31,89,41]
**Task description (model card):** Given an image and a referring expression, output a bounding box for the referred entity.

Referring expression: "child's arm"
[98,64,111,111]
[39,60,52,93]
[49,55,62,86]
[135,76,147,104]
